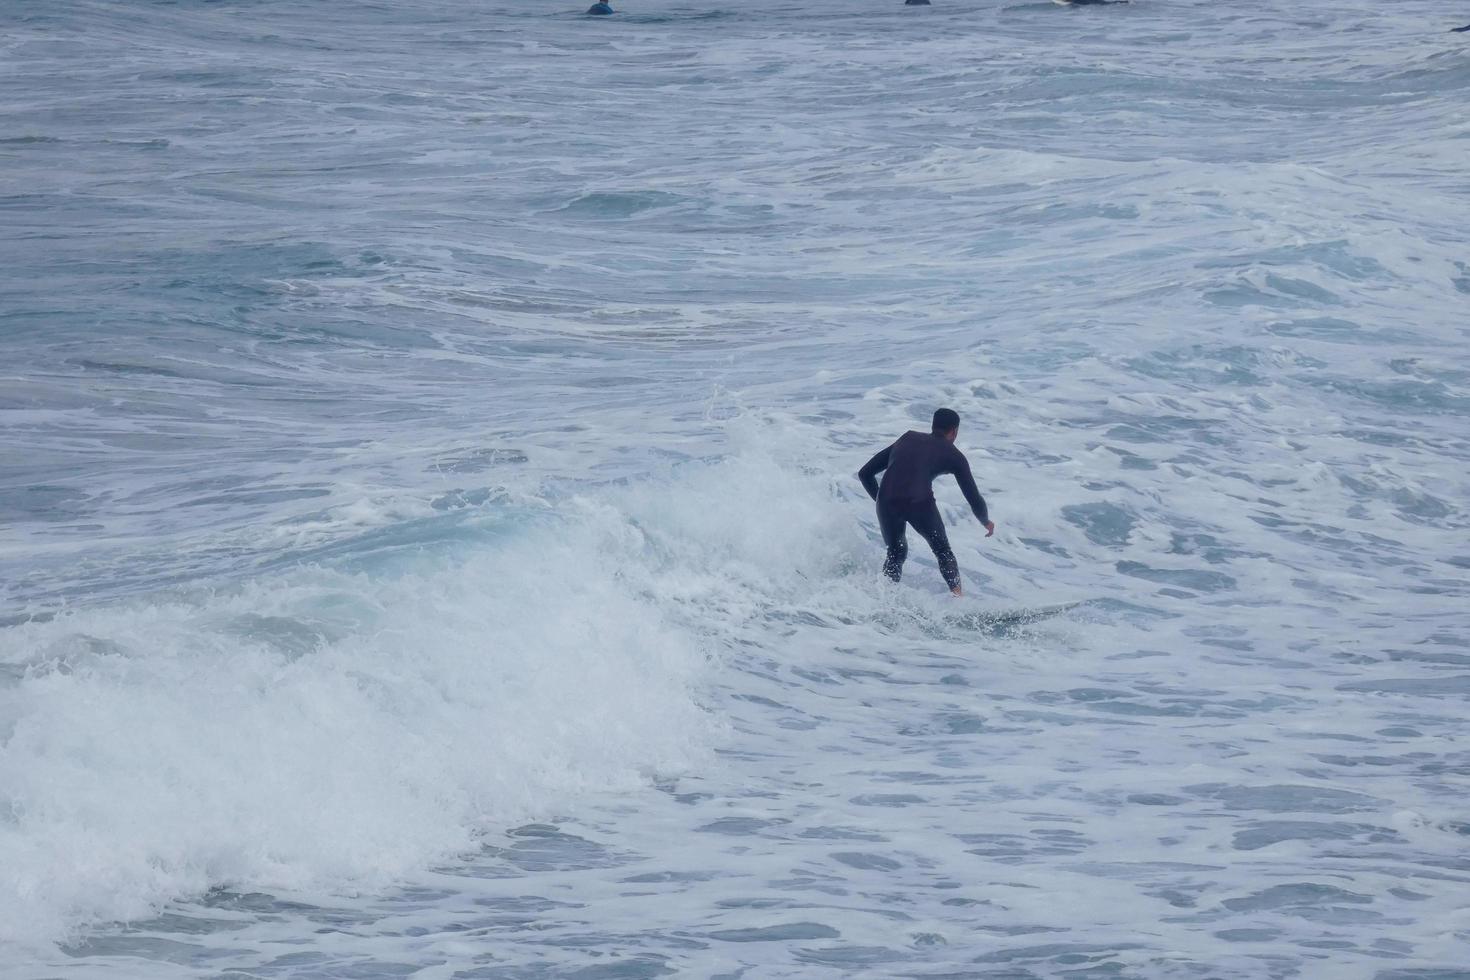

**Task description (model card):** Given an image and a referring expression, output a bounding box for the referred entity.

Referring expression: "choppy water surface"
[2,0,1468,976]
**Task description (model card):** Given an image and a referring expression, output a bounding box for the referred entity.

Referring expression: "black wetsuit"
[858,431,989,590]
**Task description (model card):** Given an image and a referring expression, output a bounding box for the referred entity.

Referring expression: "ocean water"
[2,0,1468,976]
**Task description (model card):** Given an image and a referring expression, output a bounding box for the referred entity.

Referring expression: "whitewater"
[2,0,1467,976]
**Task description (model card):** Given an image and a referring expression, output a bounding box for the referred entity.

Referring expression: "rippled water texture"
[2,0,1468,977]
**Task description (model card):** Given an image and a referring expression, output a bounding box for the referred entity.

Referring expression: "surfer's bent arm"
[952,457,990,525]
[857,445,892,502]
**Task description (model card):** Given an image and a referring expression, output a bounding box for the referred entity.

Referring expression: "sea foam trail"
[0,445,832,947]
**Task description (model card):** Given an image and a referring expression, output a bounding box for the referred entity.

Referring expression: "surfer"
[858,408,995,597]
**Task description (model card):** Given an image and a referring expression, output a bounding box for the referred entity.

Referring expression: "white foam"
[0,480,741,945]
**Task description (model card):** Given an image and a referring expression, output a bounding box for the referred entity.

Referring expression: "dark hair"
[932,408,960,434]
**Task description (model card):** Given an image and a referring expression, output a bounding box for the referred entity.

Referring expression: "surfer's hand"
[983,521,996,537]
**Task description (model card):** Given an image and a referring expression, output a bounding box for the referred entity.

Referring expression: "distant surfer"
[587,1,614,14]
[858,409,995,597]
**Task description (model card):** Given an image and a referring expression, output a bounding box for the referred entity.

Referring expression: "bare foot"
[950,586,963,597]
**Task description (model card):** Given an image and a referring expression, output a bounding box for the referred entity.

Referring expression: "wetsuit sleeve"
[857,444,892,502]
[951,454,990,524]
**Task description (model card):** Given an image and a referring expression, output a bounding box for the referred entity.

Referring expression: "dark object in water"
[587,1,614,14]
[1453,23,1470,32]
[905,0,932,5]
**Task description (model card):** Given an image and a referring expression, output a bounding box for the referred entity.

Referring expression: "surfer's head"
[932,408,960,441]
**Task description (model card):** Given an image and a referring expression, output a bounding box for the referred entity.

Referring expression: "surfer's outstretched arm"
[952,457,996,536]
[858,444,892,502]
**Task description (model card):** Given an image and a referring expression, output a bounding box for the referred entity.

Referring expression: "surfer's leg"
[911,502,961,593]
[877,501,908,582]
